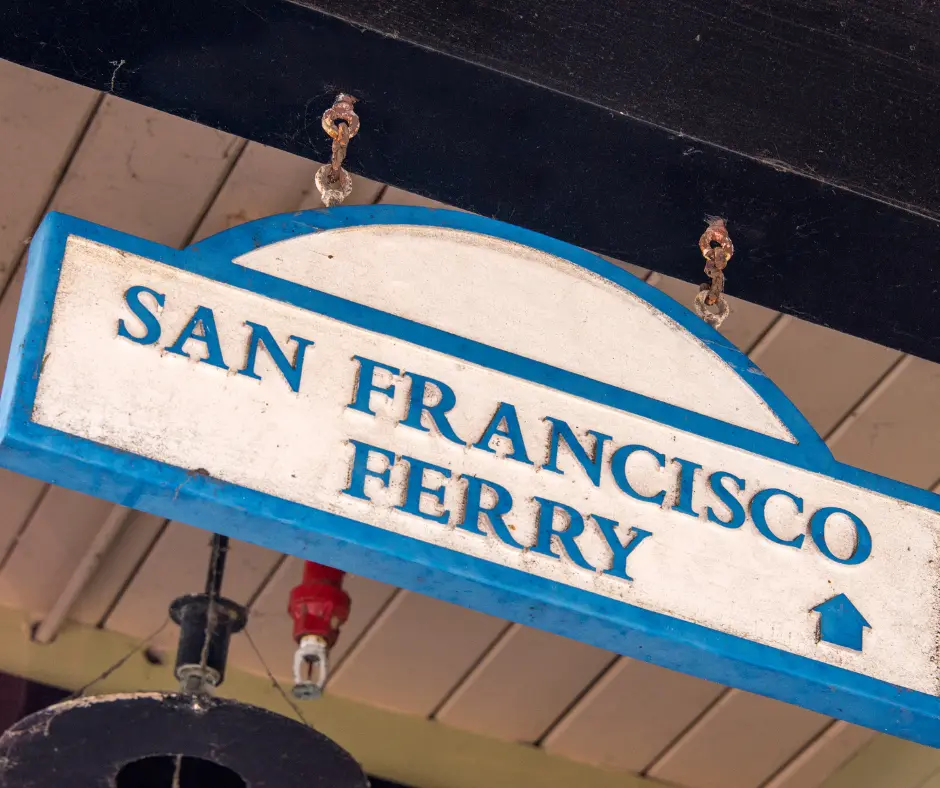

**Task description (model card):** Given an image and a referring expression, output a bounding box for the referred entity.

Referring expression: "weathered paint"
[3,207,940,745]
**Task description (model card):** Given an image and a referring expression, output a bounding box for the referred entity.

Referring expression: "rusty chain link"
[315,94,360,207]
[693,217,733,328]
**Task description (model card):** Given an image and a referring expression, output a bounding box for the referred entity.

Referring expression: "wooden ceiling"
[1,58,940,788]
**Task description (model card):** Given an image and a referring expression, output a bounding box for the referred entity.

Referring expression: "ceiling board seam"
[0,90,104,304]
[759,718,842,788]
[823,354,913,447]
[181,138,250,247]
[531,652,621,746]
[537,655,631,747]
[427,620,516,721]
[0,484,51,575]
[913,766,940,788]
[747,314,791,361]
[96,517,170,628]
[324,587,406,685]
[640,686,734,775]
[371,183,390,205]
[245,553,289,611]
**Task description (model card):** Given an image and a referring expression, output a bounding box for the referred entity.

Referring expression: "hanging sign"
[2,207,940,746]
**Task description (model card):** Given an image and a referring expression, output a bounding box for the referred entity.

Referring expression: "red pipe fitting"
[288,561,350,647]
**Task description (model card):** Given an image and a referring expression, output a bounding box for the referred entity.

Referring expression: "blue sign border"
[2,207,940,746]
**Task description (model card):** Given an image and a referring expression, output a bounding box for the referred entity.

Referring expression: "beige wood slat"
[653,274,779,351]
[47,96,242,244]
[0,97,243,612]
[541,657,725,772]
[647,690,831,788]
[326,590,507,715]
[826,355,940,486]
[0,487,114,616]
[0,266,53,560]
[820,734,940,788]
[0,60,99,289]
[0,64,100,563]
[751,317,901,437]
[918,772,940,788]
[227,556,398,681]
[598,254,649,280]
[103,521,281,653]
[68,511,167,626]
[378,184,453,210]
[191,142,321,242]
[0,265,45,559]
[434,624,613,743]
[765,721,876,788]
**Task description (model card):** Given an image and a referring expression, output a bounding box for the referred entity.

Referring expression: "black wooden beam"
[1,0,938,360]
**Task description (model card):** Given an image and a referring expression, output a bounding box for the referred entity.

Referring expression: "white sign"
[3,209,940,745]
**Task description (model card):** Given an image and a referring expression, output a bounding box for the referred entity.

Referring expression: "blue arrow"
[812,594,870,651]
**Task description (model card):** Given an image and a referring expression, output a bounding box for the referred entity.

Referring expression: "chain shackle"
[321,94,360,140]
[694,217,734,328]
[316,93,360,208]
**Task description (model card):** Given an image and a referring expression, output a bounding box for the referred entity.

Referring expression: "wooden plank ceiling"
[0,59,938,788]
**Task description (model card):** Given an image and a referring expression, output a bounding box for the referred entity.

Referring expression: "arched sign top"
[192,206,829,466]
[3,206,940,748]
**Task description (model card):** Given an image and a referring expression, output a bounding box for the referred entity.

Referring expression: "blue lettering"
[750,488,805,548]
[459,475,524,549]
[472,402,533,465]
[671,457,702,518]
[810,507,872,565]
[396,454,452,524]
[531,497,595,571]
[706,471,747,529]
[237,321,314,393]
[543,418,612,487]
[164,305,228,370]
[117,285,165,345]
[349,356,400,416]
[342,440,396,501]
[401,373,464,446]
[592,515,652,581]
[610,444,667,506]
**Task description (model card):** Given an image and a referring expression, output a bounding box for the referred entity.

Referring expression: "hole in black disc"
[115,755,246,788]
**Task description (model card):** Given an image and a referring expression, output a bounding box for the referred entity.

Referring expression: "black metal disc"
[0,692,368,787]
